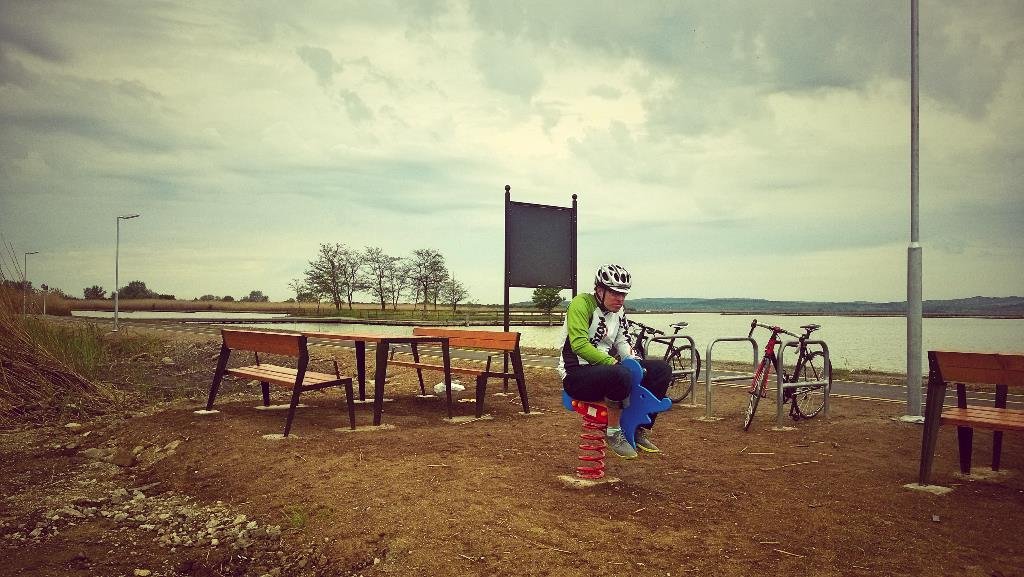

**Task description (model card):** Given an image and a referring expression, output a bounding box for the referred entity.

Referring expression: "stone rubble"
[1,426,340,577]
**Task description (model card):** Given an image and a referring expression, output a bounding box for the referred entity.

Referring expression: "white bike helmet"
[595,264,631,293]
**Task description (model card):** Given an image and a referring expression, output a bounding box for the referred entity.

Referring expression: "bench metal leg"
[411,343,427,396]
[441,344,454,419]
[917,372,946,485]
[956,425,974,474]
[282,387,304,437]
[261,382,271,406]
[355,341,366,400]
[206,344,231,410]
[510,350,530,414]
[343,379,356,430]
[993,384,1008,470]
[373,344,388,426]
[993,431,1004,471]
[474,374,487,418]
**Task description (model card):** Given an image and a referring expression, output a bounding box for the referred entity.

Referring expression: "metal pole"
[905,0,923,421]
[114,214,140,332]
[22,251,38,315]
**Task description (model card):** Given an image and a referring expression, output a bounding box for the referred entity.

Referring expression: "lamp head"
[118,214,140,220]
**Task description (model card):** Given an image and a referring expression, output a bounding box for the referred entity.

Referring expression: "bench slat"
[941,408,1024,431]
[222,329,303,357]
[932,351,1024,387]
[387,359,485,376]
[227,364,339,387]
[412,327,520,352]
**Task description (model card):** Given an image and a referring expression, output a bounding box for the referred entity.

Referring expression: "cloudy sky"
[1,1,1021,304]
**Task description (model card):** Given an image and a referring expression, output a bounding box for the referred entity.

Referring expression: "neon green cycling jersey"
[557,293,634,380]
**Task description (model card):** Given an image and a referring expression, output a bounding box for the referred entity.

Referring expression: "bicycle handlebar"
[747,318,800,340]
[627,319,664,336]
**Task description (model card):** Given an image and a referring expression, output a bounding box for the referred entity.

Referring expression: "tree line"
[298,244,469,312]
[73,244,471,312]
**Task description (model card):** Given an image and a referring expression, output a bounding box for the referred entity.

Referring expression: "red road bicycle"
[743,319,828,431]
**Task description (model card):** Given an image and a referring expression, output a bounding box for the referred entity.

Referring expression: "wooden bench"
[918,350,1024,485]
[387,327,529,418]
[206,329,355,437]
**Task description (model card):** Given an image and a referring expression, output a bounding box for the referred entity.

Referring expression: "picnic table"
[303,332,452,426]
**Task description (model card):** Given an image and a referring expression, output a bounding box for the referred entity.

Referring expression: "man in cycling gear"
[559,264,671,457]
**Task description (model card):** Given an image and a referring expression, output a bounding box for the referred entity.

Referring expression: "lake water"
[72,310,289,320]
[215,312,1023,374]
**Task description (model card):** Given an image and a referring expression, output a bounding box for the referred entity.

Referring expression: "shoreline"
[636,310,1024,319]
[68,308,1024,321]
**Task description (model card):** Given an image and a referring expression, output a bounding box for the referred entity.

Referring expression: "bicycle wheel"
[791,351,827,419]
[665,345,701,402]
[743,358,773,431]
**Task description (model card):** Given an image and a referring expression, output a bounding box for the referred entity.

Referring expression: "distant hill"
[516,296,1024,317]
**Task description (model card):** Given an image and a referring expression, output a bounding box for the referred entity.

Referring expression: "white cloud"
[0,0,1021,303]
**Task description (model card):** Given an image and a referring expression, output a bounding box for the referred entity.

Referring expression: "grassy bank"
[0,289,169,427]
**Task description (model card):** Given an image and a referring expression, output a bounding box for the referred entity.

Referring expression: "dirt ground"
[1,324,1022,577]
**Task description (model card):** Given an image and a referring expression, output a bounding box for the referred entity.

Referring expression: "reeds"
[0,287,125,428]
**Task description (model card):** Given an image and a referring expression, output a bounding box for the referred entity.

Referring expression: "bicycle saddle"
[800,324,821,333]
[670,322,688,329]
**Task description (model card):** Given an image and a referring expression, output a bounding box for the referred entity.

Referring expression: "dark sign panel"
[506,200,575,289]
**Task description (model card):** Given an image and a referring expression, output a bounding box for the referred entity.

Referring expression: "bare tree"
[304,243,346,311]
[288,278,305,302]
[440,276,469,312]
[430,267,449,310]
[408,249,446,311]
[387,259,408,310]
[338,248,364,309]
[362,247,402,311]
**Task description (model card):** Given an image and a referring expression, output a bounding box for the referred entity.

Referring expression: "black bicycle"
[625,318,702,403]
[743,320,829,430]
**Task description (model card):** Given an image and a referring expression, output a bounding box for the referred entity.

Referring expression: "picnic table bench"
[205,329,355,437]
[387,327,530,418]
[917,350,1024,485]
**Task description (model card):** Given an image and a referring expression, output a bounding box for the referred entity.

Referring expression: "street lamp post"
[114,214,140,332]
[22,251,39,316]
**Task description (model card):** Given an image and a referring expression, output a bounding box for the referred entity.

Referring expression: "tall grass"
[0,286,142,427]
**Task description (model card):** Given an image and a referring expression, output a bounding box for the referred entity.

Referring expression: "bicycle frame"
[747,322,787,396]
[625,318,700,403]
[744,319,827,430]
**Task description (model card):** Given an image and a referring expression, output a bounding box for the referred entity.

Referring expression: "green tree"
[118,280,157,299]
[240,290,269,302]
[83,285,106,299]
[532,287,565,324]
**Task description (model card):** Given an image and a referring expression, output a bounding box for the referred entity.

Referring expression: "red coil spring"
[570,400,609,479]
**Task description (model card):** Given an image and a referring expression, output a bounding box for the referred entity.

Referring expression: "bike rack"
[703,337,759,420]
[646,334,699,404]
[775,340,832,428]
